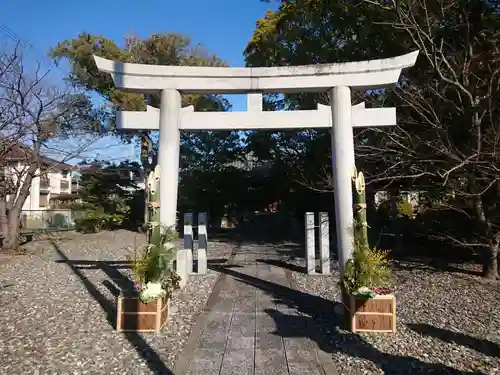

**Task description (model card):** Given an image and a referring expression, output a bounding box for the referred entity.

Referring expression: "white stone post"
[183,213,194,250]
[159,89,188,286]
[318,212,330,274]
[197,212,208,275]
[158,89,181,227]
[183,213,194,275]
[305,212,316,274]
[330,86,355,277]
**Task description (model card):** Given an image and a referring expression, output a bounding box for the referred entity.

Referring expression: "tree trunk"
[3,221,20,251]
[0,198,9,249]
[140,132,153,229]
[497,247,500,280]
[390,190,402,252]
[0,162,37,251]
[1,206,21,251]
[483,241,499,280]
[473,196,500,279]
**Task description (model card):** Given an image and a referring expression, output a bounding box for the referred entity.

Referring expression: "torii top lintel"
[93,51,419,94]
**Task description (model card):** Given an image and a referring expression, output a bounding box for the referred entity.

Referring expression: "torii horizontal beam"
[116,96,396,131]
[93,51,419,94]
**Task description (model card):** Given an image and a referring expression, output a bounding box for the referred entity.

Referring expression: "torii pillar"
[158,89,182,228]
[330,86,356,268]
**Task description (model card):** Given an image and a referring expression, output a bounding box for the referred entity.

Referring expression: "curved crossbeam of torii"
[93,51,418,93]
[94,51,419,281]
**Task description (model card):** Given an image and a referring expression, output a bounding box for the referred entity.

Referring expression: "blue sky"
[0,0,275,164]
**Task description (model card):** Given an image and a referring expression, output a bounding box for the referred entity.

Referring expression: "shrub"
[122,189,146,230]
[68,202,91,211]
[397,199,414,218]
[376,196,415,220]
[74,211,125,233]
[343,246,392,295]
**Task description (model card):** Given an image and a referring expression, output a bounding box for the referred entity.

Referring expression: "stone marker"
[318,212,330,274]
[197,213,208,275]
[305,212,330,275]
[183,212,208,275]
[305,212,316,274]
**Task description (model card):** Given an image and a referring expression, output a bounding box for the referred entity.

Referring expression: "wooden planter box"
[116,292,170,332]
[347,294,396,333]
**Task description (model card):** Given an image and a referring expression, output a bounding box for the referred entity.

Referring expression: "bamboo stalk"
[352,171,369,250]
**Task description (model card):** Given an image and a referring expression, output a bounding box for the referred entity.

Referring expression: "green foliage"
[344,183,392,295]
[180,131,243,171]
[178,128,249,221]
[245,0,500,279]
[376,196,415,221]
[123,189,146,230]
[402,199,488,260]
[131,225,180,298]
[74,211,124,233]
[397,199,414,219]
[343,169,392,295]
[51,32,244,226]
[76,160,144,231]
[78,160,140,210]
[51,32,233,152]
[67,202,91,211]
[179,167,248,223]
[129,166,180,303]
[343,244,392,295]
[131,256,148,284]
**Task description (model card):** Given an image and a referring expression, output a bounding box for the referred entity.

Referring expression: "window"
[40,177,50,189]
[39,194,48,207]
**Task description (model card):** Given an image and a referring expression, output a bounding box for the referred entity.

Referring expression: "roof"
[78,163,142,174]
[2,141,77,171]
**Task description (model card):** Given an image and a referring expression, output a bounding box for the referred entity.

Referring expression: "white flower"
[357,286,371,293]
[139,282,166,302]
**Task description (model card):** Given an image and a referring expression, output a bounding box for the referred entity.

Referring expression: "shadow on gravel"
[391,258,483,277]
[210,263,487,375]
[407,323,500,359]
[50,241,174,375]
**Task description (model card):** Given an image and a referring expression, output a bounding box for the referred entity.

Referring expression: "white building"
[3,144,74,211]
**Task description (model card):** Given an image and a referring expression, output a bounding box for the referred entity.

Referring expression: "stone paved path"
[177,244,334,375]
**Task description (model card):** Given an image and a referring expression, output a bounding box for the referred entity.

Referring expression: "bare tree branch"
[0,42,108,250]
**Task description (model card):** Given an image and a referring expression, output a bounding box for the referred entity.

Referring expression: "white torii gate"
[94,51,419,284]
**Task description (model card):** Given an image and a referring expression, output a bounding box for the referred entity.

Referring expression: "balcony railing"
[20,209,85,231]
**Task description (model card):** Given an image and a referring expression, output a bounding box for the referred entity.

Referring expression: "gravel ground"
[285,253,500,375]
[0,230,235,375]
